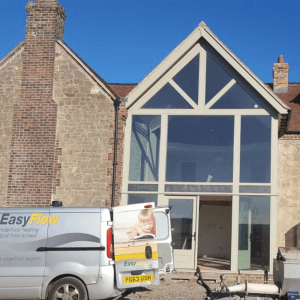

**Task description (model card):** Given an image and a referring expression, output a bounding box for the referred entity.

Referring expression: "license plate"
[123,274,153,284]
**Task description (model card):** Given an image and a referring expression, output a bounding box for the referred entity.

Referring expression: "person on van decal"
[131,208,156,238]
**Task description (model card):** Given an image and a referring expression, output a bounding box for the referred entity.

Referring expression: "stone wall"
[0,48,23,206]
[277,136,300,247]
[52,44,115,207]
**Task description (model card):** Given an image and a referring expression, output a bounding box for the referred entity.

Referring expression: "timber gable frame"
[126,22,289,115]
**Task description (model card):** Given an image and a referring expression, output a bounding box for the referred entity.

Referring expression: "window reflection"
[170,199,193,250]
[129,116,161,181]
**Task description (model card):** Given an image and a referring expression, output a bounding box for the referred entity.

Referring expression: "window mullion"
[169,79,197,109]
[158,114,168,194]
[205,79,236,109]
[198,49,206,112]
[233,115,241,194]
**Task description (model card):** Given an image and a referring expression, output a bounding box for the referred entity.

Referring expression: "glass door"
[238,196,270,270]
[167,196,197,269]
[238,200,251,269]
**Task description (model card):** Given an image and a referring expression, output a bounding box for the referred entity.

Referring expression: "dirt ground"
[112,275,219,300]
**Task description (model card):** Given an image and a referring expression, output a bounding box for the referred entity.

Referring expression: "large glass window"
[240,116,271,183]
[129,116,161,181]
[166,116,234,182]
[238,196,270,270]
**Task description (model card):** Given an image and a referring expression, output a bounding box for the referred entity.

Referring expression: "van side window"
[156,212,169,240]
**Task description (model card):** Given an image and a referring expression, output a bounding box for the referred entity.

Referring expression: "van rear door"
[113,203,159,289]
[155,206,174,273]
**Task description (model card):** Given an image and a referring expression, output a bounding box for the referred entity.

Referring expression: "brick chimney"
[7,0,66,206]
[273,55,289,93]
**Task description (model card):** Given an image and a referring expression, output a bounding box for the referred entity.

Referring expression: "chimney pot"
[278,55,284,63]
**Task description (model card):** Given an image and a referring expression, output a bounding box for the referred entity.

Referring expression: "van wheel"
[48,277,88,300]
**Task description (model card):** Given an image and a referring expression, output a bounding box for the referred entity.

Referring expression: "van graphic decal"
[0,213,60,227]
[0,233,100,252]
[114,243,158,261]
[113,203,160,289]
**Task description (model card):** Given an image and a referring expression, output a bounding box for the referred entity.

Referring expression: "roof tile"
[267,84,300,132]
[108,84,137,98]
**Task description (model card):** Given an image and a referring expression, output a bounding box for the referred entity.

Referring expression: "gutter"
[285,108,292,133]
[111,97,127,207]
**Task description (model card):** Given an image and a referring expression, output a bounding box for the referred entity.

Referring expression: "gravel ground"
[112,275,219,300]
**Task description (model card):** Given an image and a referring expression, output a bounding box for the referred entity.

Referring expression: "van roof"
[0,207,110,213]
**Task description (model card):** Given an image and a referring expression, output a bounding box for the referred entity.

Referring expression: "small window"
[156,212,169,241]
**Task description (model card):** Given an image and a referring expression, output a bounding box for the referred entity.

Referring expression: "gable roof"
[125,22,289,115]
[0,40,120,101]
[57,40,119,100]
[0,42,24,70]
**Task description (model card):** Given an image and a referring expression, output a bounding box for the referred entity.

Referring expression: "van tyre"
[48,277,88,300]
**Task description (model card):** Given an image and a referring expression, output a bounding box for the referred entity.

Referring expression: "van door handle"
[145,246,152,259]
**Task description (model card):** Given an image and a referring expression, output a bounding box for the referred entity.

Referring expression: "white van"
[0,202,174,299]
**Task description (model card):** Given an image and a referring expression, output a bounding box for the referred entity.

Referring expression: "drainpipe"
[286,108,292,133]
[111,98,126,207]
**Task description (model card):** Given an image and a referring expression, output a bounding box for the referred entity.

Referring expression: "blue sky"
[0,0,299,84]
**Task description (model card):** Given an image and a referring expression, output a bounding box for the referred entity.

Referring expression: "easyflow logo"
[0,213,60,227]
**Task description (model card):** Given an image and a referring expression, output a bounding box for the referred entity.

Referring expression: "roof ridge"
[108,83,138,85]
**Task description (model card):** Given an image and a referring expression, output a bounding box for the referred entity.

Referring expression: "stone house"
[0,0,130,209]
[1,0,300,275]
